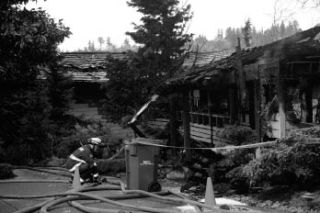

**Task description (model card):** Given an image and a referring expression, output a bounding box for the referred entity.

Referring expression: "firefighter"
[65,137,102,183]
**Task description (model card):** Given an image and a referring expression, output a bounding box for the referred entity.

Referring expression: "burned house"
[58,51,127,120]
[155,26,320,147]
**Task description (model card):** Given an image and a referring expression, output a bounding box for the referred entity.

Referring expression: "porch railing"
[145,112,231,144]
[177,111,231,127]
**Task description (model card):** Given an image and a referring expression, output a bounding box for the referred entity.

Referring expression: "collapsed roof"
[59,51,127,70]
[158,26,320,95]
[58,52,127,83]
[58,50,233,83]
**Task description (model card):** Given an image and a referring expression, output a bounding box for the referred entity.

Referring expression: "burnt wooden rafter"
[160,26,320,95]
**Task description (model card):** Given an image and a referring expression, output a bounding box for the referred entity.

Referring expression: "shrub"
[240,141,320,188]
[99,133,124,159]
[0,163,15,179]
[103,135,123,146]
[120,115,133,128]
[290,126,320,138]
[212,149,254,183]
[3,142,52,165]
[221,125,258,145]
[141,123,165,138]
[56,133,84,158]
[213,127,320,193]
[46,156,66,167]
[225,166,250,193]
[96,159,126,175]
[213,183,232,195]
[56,119,112,158]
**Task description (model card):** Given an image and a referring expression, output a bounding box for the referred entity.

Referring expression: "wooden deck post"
[277,62,286,138]
[236,37,244,123]
[169,94,177,147]
[182,90,191,161]
[207,90,214,145]
[254,79,261,141]
[229,85,236,124]
[306,84,313,123]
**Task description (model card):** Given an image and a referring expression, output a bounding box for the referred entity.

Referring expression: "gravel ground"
[159,178,320,213]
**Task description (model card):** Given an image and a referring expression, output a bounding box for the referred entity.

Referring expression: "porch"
[148,26,320,152]
[146,108,232,145]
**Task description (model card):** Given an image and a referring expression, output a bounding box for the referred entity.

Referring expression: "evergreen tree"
[0,0,70,163]
[189,20,301,52]
[122,38,131,50]
[225,27,242,49]
[126,0,193,87]
[106,37,115,51]
[103,55,142,120]
[192,35,208,51]
[87,40,96,51]
[217,29,224,40]
[97,37,105,50]
[280,21,286,38]
[103,0,192,120]
[242,19,252,48]
[47,66,73,121]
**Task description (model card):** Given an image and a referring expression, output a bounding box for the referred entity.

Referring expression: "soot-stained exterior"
[156,26,320,146]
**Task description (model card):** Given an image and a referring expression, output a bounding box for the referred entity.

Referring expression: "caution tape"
[126,140,215,150]
[125,138,279,152]
[125,137,320,152]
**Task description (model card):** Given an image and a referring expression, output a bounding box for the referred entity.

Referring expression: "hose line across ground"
[9,183,246,213]
[12,166,72,178]
[40,192,182,213]
[7,181,177,213]
[0,179,69,184]
[4,166,256,213]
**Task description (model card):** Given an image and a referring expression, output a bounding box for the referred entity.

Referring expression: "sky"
[27,0,320,51]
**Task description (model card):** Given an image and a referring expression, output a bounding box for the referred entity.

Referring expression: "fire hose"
[0,166,255,213]
[11,165,72,178]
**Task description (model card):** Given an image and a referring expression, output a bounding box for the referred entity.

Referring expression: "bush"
[225,166,250,193]
[56,134,84,158]
[101,136,124,159]
[211,149,254,183]
[56,119,112,158]
[240,141,320,188]
[96,159,125,175]
[290,126,320,138]
[0,163,15,179]
[103,135,123,146]
[141,123,166,138]
[3,142,52,165]
[212,127,320,193]
[204,148,255,193]
[120,115,132,128]
[46,156,66,167]
[221,125,258,145]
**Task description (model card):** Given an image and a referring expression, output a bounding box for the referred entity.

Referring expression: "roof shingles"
[58,52,127,82]
[161,26,320,93]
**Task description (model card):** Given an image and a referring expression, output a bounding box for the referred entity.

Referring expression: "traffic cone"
[204,177,216,206]
[72,165,81,189]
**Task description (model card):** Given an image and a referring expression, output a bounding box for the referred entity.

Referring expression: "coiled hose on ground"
[0,166,252,213]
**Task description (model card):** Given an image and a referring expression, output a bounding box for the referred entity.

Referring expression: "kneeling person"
[65,137,101,183]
